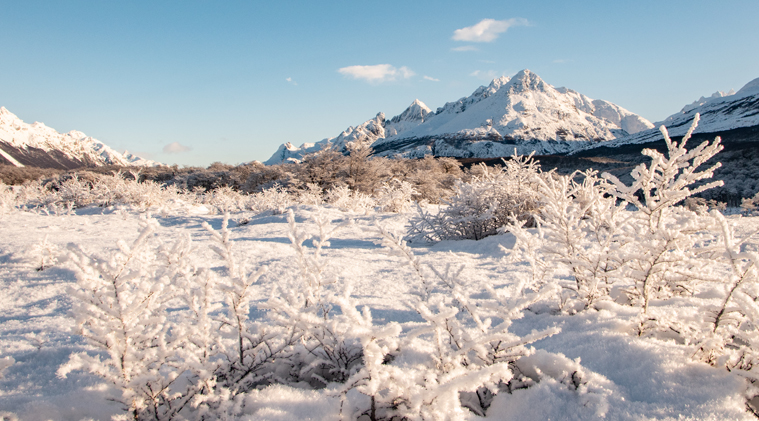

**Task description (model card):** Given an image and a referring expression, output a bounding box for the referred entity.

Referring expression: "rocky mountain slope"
[0,107,157,169]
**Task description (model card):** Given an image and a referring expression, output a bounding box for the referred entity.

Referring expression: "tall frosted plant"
[603,114,724,313]
[58,217,192,420]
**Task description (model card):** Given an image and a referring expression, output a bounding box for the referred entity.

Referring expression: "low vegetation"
[4,115,759,419]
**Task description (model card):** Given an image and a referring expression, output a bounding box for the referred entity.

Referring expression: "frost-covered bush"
[375,180,416,213]
[602,114,724,313]
[202,185,247,214]
[248,185,293,214]
[500,115,724,313]
[407,153,541,242]
[509,168,636,311]
[0,182,16,213]
[58,207,616,420]
[28,235,60,271]
[325,185,375,214]
[339,225,612,420]
[58,217,194,420]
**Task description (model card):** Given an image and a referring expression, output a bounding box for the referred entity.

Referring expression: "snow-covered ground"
[1,204,757,420]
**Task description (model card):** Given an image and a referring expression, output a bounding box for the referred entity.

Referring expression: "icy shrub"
[248,184,293,214]
[407,153,541,242]
[298,182,323,206]
[507,169,629,311]
[375,179,416,213]
[501,114,724,313]
[603,114,724,313]
[325,185,375,214]
[203,185,247,213]
[330,225,612,420]
[28,235,60,271]
[58,217,195,419]
[0,182,16,213]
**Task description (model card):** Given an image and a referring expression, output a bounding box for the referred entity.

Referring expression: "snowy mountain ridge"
[577,76,759,152]
[0,106,158,169]
[266,69,654,164]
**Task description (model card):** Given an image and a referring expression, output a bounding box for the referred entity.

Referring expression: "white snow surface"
[0,107,158,167]
[0,205,756,420]
[265,70,653,164]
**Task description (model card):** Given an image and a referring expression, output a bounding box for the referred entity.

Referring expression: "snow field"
[0,204,756,420]
[2,115,758,420]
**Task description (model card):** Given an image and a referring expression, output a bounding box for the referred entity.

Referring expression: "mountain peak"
[487,76,511,90]
[507,69,547,92]
[0,106,158,169]
[737,77,759,97]
[393,99,431,123]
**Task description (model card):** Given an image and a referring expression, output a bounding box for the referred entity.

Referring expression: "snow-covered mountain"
[0,107,158,169]
[578,76,759,151]
[264,99,433,165]
[265,69,653,164]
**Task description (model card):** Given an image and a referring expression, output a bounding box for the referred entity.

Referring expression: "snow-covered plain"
[1,203,757,420]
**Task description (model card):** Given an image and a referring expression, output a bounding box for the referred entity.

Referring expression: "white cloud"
[423,75,440,82]
[451,45,479,52]
[286,77,298,85]
[470,69,501,81]
[163,142,191,154]
[338,64,415,83]
[452,18,528,43]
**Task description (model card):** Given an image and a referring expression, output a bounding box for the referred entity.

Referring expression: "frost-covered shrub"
[603,114,724,313]
[501,115,724,313]
[297,182,323,206]
[375,180,416,213]
[28,235,60,271]
[248,185,293,214]
[59,217,193,420]
[0,182,16,213]
[508,169,628,311]
[325,185,375,213]
[407,153,541,242]
[338,225,612,420]
[203,185,247,214]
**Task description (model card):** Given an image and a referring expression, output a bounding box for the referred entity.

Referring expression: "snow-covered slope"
[264,99,432,165]
[0,107,157,169]
[265,70,653,163]
[578,77,759,151]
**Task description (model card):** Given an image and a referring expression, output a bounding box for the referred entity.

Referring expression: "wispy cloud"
[163,142,191,154]
[423,75,440,82]
[286,77,298,85]
[338,64,415,83]
[553,59,571,64]
[470,69,501,81]
[451,45,479,52]
[453,18,528,43]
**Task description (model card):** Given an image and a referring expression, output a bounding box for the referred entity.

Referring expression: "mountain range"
[0,107,156,169]
[2,69,758,176]
[265,69,656,164]
[265,69,759,168]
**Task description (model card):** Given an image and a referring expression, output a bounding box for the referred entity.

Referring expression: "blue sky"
[1,0,758,166]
